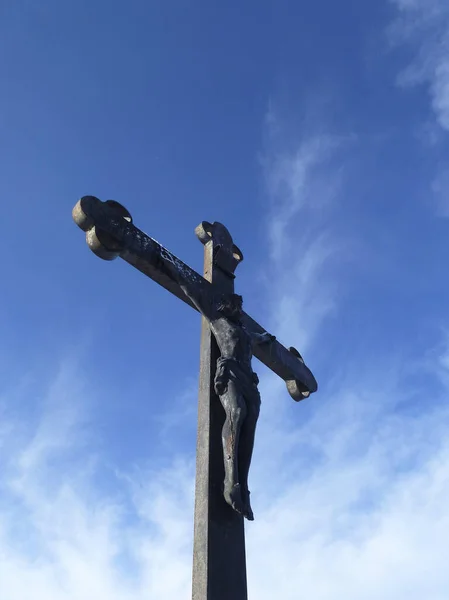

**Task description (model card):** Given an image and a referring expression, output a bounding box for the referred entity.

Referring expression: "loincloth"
[214,356,260,398]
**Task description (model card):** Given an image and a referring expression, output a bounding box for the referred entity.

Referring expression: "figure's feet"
[241,486,254,521]
[223,482,246,516]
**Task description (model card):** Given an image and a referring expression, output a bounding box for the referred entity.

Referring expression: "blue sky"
[1,0,449,597]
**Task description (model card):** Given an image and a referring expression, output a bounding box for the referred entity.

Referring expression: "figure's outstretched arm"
[163,258,215,319]
[179,281,208,316]
[252,331,276,344]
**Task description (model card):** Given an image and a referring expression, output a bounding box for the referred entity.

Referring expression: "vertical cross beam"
[192,222,247,600]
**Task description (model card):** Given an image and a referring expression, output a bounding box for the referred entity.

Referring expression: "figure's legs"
[219,380,247,516]
[237,388,261,521]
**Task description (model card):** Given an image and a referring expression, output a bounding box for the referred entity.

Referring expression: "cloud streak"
[0,362,194,599]
[389,0,449,132]
[260,109,356,357]
[1,339,449,599]
[388,0,449,215]
[248,382,449,599]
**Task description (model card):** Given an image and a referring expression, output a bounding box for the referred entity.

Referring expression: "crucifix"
[72,196,318,600]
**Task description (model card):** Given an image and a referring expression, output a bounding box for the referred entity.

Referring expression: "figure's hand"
[258,332,276,344]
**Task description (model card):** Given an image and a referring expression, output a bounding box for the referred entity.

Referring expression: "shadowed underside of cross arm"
[72,196,318,396]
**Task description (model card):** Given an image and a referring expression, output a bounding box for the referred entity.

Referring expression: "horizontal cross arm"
[73,196,317,399]
[242,314,317,397]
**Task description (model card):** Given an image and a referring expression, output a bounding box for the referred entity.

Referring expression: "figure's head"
[217,293,243,319]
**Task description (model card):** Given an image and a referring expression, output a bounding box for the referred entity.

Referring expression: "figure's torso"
[210,317,253,370]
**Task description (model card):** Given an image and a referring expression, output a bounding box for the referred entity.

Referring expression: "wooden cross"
[72,196,318,600]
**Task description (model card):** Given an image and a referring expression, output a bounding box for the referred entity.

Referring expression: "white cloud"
[0,363,194,600]
[389,0,449,215]
[246,104,449,598]
[260,111,355,355]
[389,0,449,131]
[249,398,449,599]
[431,166,449,216]
[1,344,449,599]
[264,134,342,260]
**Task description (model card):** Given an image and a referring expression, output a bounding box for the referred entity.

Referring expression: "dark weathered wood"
[72,196,317,399]
[192,237,247,600]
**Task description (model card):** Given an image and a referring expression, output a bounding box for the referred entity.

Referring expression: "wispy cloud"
[389,0,449,132]
[0,361,194,600]
[389,0,449,214]
[260,109,355,354]
[1,340,449,599]
[248,364,449,599]
[432,165,449,216]
[264,133,343,261]
[247,101,449,598]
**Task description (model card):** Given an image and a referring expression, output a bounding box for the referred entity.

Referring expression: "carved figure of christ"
[167,264,276,520]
